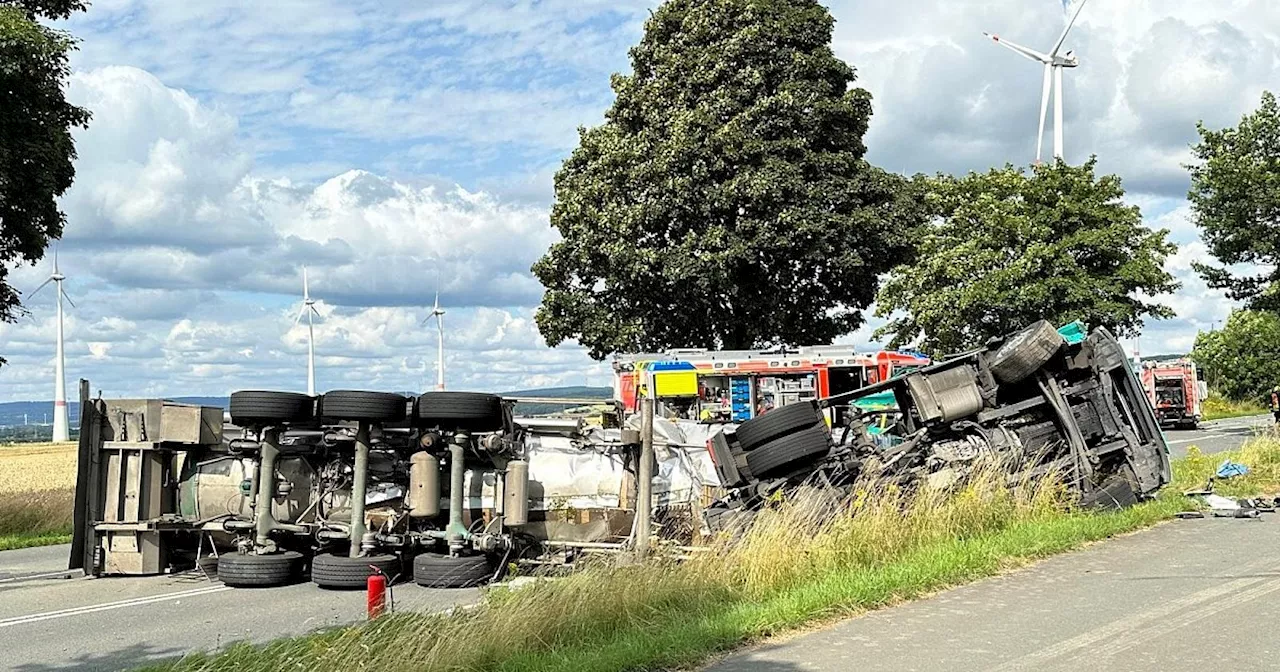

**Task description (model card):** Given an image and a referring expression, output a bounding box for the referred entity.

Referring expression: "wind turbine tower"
[983,0,1089,163]
[27,251,74,442]
[425,291,446,391]
[293,267,321,396]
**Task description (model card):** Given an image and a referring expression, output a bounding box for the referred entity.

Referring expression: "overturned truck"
[706,322,1172,518]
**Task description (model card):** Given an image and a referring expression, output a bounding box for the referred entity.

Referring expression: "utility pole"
[636,395,655,558]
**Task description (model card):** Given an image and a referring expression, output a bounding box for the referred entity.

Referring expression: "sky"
[1,0,1276,402]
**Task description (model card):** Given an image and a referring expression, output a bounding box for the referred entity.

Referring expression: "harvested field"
[0,443,77,550]
[0,442,78,493]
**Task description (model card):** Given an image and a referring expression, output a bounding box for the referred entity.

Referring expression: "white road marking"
[0,570,76,584]
[1167,434,1228,445]
[0,585,230,629]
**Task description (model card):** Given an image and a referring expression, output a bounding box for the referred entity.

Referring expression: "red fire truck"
[1140,359,1207,429]
[612,346,930,423]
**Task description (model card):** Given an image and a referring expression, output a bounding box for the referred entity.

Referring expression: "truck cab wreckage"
[68,321,1170,587]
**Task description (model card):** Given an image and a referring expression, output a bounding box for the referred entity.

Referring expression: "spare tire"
[413,552,495,588]
[989,320,1065,384]
[311,552,400,589]
[734,402,824,451]
[416,392,505,432]
[318,391,407,422]
[743,425,832,478]
[217,550,304,588]
[229,391,314,426]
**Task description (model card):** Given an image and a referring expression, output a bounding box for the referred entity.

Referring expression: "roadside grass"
[155,454,1207,672]
[1172,431,1280,497]
[0,442,78,550]
[0,488,75,551]
[1202,395,1267,422]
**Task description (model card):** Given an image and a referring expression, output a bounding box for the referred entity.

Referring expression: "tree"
[1188,91,1280,310]
[0,0,91,331]
[874,159,1179,356]
[1191,310,1280,402]
[533,0,924,359]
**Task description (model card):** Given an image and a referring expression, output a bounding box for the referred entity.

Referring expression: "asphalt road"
[0,544,480,671]
[1162,413,1274,458]
[709,513,1280,672]
[0,415,1270,671]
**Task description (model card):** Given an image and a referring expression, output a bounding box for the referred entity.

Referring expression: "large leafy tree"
[875,159,1179,356]
[533,0,923,359]
[0,0,91,332]
[1191,310,1280,402]
[1188,91,1280,310]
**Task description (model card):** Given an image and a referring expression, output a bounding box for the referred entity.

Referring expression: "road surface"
[0,544,480,671]
[0,415,1270,671]
[1162,413,1272,458]
[709,513,1280,672]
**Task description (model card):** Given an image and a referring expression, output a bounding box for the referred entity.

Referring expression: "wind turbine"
[27,250,74,443]
[293,267,321,396]
[424,289,445,391]
[983,0,1089,163]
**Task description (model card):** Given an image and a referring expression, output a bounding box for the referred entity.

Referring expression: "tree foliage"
[874,159,1179,356]
[533,0,924,359]
[0,0,90,328]
[1188,91,1280,310]
[1191,310,1280,402]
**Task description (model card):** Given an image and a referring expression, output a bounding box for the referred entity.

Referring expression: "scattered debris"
[1175,511,1206,519]
[1216,460,1250,480]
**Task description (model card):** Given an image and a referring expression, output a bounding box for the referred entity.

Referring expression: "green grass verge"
[0,532,73,552]
[492,499,1185,672]
[1202,395,1267,422]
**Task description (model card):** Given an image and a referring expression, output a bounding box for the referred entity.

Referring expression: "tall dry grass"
[166,462,1078,672]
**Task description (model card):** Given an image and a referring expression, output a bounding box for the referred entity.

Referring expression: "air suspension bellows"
[409,451,441,518]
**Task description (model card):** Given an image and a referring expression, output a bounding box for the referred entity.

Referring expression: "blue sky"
[1,0,1276,401]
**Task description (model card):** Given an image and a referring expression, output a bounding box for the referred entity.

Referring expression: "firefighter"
[1272,387,1280,425]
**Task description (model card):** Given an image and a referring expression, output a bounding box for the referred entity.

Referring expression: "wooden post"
[636,396,655,558]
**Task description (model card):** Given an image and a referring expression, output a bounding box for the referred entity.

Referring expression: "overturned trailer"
[705,322,1172,518]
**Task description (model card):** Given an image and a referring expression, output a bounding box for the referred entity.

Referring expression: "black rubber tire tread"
[310,552,400,589]
[217,551,304,588]
[1080,465,1139,510]
[734,402,824,451]
[416,392,505,432]
[318,390,407,422]
[989,320,1065,384]
[744,425,832,478]
[229,391,314,426]
[413,552,495,588]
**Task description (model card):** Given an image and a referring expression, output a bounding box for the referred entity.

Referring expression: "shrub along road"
[0,418,1270,672]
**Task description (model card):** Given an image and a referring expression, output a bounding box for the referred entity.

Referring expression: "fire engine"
[612,346,930,424]
[1140,359,1207,429]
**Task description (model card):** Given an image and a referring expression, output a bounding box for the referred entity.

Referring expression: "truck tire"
[318,391,407,423]
[989,321,1065,384]
[413,552,495,588]
[743,425,831,478]
[311,552,400,589]
[1081,464,1139,510]
[415,392,505,432]
[229,391,315,426]
[216,551,304,588]
[734,402,824,451]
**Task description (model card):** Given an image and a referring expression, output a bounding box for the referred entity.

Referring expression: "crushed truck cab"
[708,322,1172,518]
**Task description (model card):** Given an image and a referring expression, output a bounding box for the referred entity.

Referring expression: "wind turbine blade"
[1037,64,1052,162]
[54,247,60,273]
[983,32,1049,63]
[293,303,307,327]
[26,278,54,299]
[303,266,310,299]
[310,305,321,318]
[1050,0,1088,58]
[61,287,77,309]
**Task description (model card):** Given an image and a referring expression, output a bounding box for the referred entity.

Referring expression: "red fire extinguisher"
[367,569,388,619]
